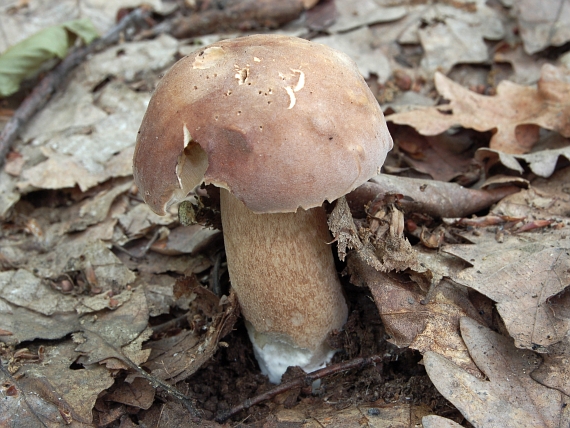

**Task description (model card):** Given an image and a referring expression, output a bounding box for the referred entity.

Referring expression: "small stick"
[0,7,152,169]
[215,354,383,423]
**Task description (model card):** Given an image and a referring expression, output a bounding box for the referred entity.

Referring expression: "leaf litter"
[1,0,570,426]
[423,318,570,428]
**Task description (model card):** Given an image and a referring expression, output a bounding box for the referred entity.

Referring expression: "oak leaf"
[424,318,570,428]
[443,228,570,350]
[387,64,570,154]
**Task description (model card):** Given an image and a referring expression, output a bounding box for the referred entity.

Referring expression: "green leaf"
[0,18,99,97]
[62,18,99,46]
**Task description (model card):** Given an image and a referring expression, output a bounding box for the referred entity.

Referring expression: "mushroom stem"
[220,188,348,383]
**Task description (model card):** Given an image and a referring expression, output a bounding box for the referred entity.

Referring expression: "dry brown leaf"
[422,415,464,428]
[68,180,132,232]
[74,287,150,364]
[11,340,114,426]
[138,399,222,428]
[0,300,80,345]
[444,228,570,350]
[118,202,177,239]
[393,126,483,183]
[387,64,570,154]
[530,286,570,396]
[137,273,177,317]
[327,0,406,33]
[0,268,77,315]
[272,400,425,427]
[32,239,135,292]
[417,3,503,75]
[0,277,143,346]
[117,249,212,277]
[104,377,155,410]
[476,146,570,178]
[394,0,504,75]
[494,44,548,84]
[515,0,570,55]
[346,174,520,219]
[424,318,570,428]
[531,335,570,398]
[150,224,221,256]
[0,369,77,428]
[144,291,239,384]
[490,167,570,220]
[20,145,134,192]
[314,27,391,81]
[348,254,484,377]
[328,196,418,272]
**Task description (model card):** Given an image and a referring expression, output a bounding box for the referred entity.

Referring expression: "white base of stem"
[246,322,336,384]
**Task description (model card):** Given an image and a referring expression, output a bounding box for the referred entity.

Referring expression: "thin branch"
[215,354,383,423]
[79,329,201,418]
[0,7,152,169]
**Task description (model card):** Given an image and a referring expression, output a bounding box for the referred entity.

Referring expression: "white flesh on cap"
[220,189,348,383]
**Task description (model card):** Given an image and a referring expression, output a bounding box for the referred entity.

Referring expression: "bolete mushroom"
[133,34,393,383]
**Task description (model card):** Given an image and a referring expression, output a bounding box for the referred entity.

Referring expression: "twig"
[0,7,152,169]
[79,329,201,418]
[215,354,383,423]
[165,0,304,39]
[151,313,189,336]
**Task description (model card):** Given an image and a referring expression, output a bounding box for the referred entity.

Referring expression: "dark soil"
[142,282,466,426]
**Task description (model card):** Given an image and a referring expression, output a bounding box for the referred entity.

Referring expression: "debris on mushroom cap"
[133,34,393,215]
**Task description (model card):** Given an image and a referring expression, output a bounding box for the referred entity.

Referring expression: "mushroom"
[133,34,393,383]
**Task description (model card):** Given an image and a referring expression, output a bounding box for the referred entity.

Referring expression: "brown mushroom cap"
[133,34,393,215]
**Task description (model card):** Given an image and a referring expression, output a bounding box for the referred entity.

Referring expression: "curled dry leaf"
[346,174,519,219]
[104,377,155,410]
[150,224,221,256]
[68,180,133,233]
[387,64,570,154]
[491,166,570,220]
[270,399,420,427]
[392,126,484,183]
[530,286,570,397]
[416,0,504,75]
[422,415,464,428]
[328,196,417,272]
[348,254,484,377]
[515,0,570,55]
[5,340,114,426]
[118,202,176,239]
[444,228,570,350]
[144,290,239,384]
[493,43,548,85]
[314,27,391,81]
[326,0,406,33]
[74,287,150,365]
[531,335,570,397]
[424,318,570,428]
[476,145,570,178]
